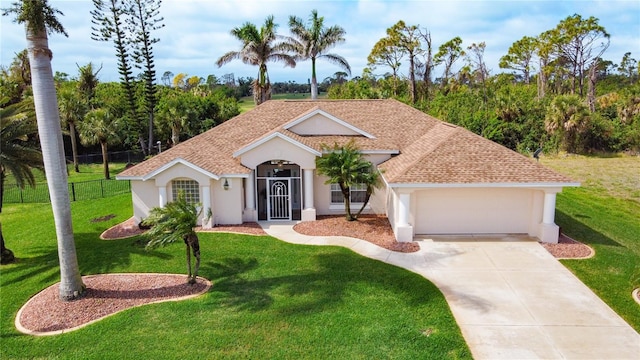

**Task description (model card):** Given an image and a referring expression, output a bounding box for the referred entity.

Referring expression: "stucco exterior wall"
[153,163,213,187]
[128,163,245,226]
[529,190,545,237]
[288,114,361,136]
[239,137,317,169]
[414,188,534,234]
[314,174,386,216]
[131,180,159,223]
[211,177,243,225]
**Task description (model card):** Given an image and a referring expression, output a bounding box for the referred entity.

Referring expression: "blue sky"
[1,0,638,84]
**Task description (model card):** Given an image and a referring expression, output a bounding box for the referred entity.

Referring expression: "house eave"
[119,158,222,182]
[387,182,581,189]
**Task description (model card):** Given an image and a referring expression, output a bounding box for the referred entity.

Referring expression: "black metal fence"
[66,150,145,165]
[3,179,131,204]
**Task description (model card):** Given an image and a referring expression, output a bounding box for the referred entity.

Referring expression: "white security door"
[268,179,291,220]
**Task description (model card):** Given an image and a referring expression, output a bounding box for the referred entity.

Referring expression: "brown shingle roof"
[118,99,574,185]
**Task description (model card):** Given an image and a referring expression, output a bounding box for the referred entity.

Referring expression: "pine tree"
[126,0,163,155]
[91,0,144,154]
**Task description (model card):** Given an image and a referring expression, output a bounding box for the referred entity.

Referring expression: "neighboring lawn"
[0,194,471,359]
[541,154,640,332]
[239,92,327,113]
[3,163,130,185]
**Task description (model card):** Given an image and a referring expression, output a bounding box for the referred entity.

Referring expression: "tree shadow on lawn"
[1,232,172,288]
[556,210,621,248]
[202,251,443,316]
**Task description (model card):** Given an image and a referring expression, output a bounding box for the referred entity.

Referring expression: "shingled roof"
[118,99,574,185]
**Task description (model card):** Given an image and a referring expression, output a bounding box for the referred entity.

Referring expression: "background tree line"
[328,15,639,155]
[1,53,242,179]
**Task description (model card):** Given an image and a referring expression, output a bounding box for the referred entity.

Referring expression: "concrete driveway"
[261,224,640,360]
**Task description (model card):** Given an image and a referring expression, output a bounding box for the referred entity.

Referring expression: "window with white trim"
[172,180,200,204]
[330,183,367,204]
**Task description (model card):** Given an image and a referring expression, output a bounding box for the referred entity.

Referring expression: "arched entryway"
[256,160,302,221]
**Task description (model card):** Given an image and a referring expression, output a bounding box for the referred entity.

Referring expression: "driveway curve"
[261,222,640,360]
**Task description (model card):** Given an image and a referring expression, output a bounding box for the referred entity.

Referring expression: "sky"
[1,0,638,85]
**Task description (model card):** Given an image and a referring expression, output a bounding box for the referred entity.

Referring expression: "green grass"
[239,92,328,113]
[4,163,130,186]
[0,194,471,359]
[542,155,640,332]
[3,164,131,204]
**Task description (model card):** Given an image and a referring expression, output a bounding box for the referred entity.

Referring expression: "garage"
[414,187,535,235]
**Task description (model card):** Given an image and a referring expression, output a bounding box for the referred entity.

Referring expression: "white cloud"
[1,0,637,83]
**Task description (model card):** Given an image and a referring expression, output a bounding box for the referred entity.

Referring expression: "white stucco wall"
[314,174,386,216]
[529,190,545,237]
[153,163,213,187]
[239,136,317,169]
[288,114,361,136]
[128,162,245,226]
[211,177,243,225]
[131,180,159,223]
[414,188,534,234]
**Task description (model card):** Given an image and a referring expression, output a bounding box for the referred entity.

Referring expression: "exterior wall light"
[223,178,230,191]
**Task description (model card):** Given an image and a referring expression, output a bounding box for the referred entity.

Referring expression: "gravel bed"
[104,217,590,258]
[293,215,420,253]
[16,274,210,336]
[540,233,594,259]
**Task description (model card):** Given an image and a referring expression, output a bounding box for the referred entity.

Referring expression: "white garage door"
[415,188,533,234]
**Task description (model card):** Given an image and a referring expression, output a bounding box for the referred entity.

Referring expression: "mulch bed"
[540,233,594,259]
[294,215,420,253]
[102,216,591,258]
[16,274,210,335]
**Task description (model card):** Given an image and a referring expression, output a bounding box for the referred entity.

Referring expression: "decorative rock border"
[15,273,211,336]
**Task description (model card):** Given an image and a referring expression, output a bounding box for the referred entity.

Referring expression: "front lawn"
[542,155,640,332]
[0,194,471,359]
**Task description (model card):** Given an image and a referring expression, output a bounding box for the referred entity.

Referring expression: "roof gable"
[233,132,322,158]
[117,158,220,181]
[284,108,375,138]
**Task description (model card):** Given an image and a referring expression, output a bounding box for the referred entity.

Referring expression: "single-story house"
[117,99,578,243]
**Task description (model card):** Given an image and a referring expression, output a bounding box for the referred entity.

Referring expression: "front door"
[267,178,291,220]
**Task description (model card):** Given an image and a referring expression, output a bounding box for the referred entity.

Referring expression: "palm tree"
[545,95,591,153]
[0,99,43,264]
[287,10,351,100]
[316,141,381,221]
[155,90,192,146]
[216,15,296,105]
[57,82,87,173]
[78,108,120,179]
[142,194,203,284]
[3,0,85,300]
[76,62,102,105]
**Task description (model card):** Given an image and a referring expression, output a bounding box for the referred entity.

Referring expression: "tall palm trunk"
[26,23,85,300]
[311,58,318,100]
[69,122,79,172]
[100,141,110,180]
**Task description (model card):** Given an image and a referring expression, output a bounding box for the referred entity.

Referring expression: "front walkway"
[261,223,640,360]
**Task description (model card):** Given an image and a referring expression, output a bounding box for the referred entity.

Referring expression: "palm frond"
[142,194,201,250]
[317,53,351,75]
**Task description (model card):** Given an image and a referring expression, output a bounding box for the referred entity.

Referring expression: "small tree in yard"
[142,194,203,284]
[77,108,120,180]
[316,141,381,221]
